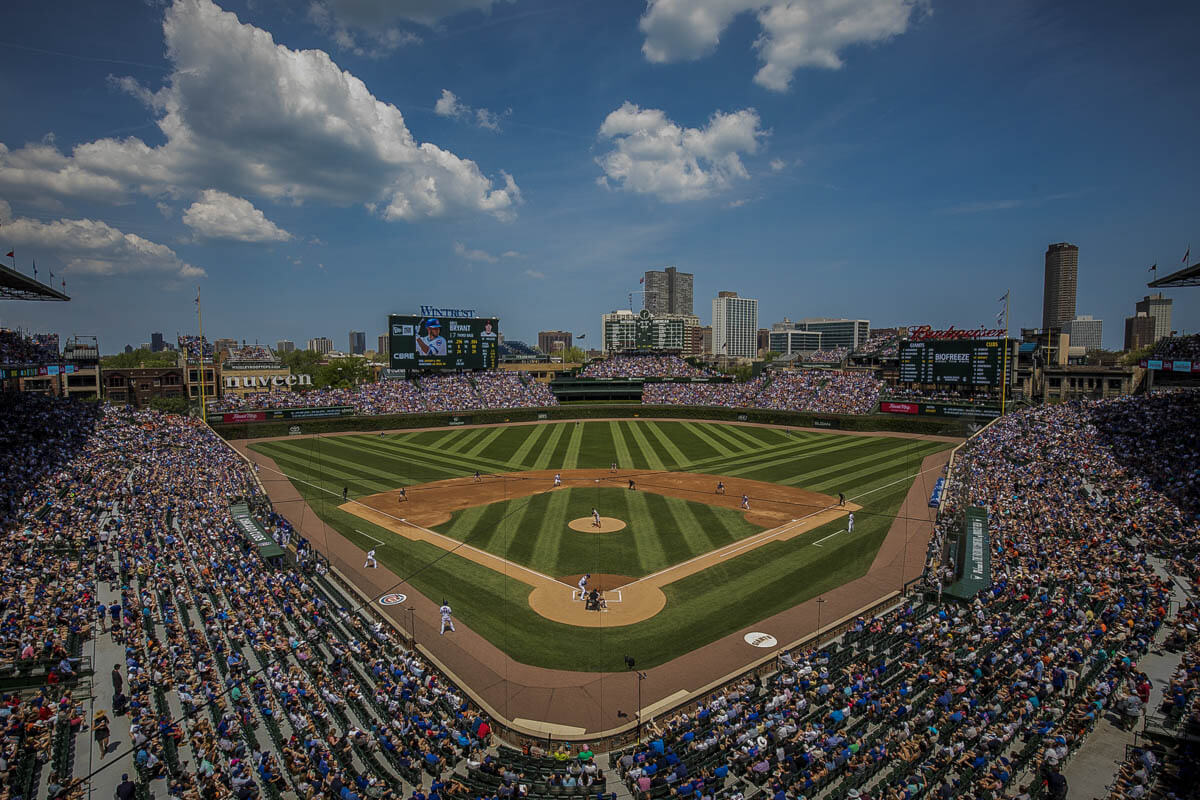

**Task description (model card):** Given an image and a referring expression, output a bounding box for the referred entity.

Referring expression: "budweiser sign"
[908,325,1006,341]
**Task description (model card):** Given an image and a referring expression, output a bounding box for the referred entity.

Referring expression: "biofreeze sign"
[224,375,312,389]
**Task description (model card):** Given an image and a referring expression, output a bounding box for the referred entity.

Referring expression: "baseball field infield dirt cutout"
[567,516,627,533]
[339,468,858,629]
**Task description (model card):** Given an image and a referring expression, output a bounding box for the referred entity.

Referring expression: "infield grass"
[250,420,951,670]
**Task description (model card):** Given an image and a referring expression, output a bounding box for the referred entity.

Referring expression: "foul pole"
[1000,290,1010,416]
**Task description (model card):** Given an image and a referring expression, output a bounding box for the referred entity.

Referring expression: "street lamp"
[625,656,646,742]
[815,597,827,649]
[407,607,416,648]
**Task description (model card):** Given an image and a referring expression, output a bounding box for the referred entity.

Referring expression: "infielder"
[439,601,455,635]
[578,573,590,599]
[398,488,408,502]
[474,470,482,483]
[610,462,617,473]
[364,549,377,569]
[716,481,725,495]
[554,473,562,487]
[592,508,601,528]
[741,494,750,510]
[847,513,855,533]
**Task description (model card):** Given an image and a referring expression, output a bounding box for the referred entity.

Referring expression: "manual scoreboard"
[898,339,1005,386]
[388,314,499,371]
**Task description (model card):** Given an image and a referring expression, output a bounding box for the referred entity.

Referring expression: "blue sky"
[0,0,1197,352]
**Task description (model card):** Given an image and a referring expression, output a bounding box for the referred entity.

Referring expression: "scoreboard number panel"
[388,315,499,371]
[899,339,1004,387]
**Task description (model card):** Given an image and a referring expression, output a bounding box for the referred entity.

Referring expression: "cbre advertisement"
[388,314,499,371]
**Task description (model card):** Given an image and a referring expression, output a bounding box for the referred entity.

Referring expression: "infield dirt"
[339,469,858,627]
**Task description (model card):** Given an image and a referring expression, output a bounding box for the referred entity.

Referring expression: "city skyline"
[0,0,1197,350]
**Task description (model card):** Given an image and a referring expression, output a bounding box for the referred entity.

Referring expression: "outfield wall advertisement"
[214,406,354,424]
[880,401,1001,419]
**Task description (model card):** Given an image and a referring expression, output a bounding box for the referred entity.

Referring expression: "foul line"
[813,528,848,547]
[354,529,386,545]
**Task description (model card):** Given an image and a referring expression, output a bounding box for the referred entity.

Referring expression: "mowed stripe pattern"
[252,421,941,511]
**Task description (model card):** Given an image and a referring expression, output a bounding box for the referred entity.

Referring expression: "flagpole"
[1000,290,1010,416]
[197,289,208,425]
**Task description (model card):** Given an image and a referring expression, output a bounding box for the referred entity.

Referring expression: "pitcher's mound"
[568,516,626,533]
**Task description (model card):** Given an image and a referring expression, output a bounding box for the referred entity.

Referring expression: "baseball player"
[474,470,481,483]
[416,318,447,356]
[847,513,855,533]
[554,473,562,487]
[741,494,750,510]
[578,573,590,599]
[838,492,845,506]
[342,486,348,500]
[628,478,637,491]
[398,488,408,502]
[716,481,725,495]
[439,601,455,635]
[592,508,601,528]
[364,549,377,569]
[610,462,617,473]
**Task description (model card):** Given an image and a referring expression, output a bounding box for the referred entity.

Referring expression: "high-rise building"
[377,334,389,356]
[538,330,573,354]
[1042,242,1079,331]
[348,330,366,355]
[1062,315,1103,350]
[1134,294,1173,342]
[643,267,694,316]
[711,292,758,359]
[150,332,164,352]
[307,337,333,355]
[1124,313,1156,351]
[793,318,870,350]
[769,329,823,355]
[276,340,295,353]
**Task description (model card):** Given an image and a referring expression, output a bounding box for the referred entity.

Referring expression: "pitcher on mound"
[592,507,601,528]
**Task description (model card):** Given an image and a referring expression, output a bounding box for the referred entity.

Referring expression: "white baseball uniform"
[440,604,454,634]
[364,549,377,568]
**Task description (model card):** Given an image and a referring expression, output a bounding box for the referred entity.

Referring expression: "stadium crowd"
[613,391,1199,800]
[178,336,215,362]
[579,355,713,379]
[644,370,881,415]
[0,329,60,365]
[803,347,849,365]
[852,333,900,360]
[0,395,500,800]
[224,345,277,362]
[1150,334,1200,362]
[208,373,556,415]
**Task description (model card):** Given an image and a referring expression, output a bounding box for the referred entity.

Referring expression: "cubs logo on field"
[379,593,407,606]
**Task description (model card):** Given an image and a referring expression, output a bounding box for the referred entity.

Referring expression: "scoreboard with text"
[388,314,499,371]
[898,339,1005,386]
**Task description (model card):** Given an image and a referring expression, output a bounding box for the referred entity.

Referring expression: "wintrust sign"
[224,375,312,389]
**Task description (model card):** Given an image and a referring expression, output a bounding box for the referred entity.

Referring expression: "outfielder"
[439,601,455,635]
[741,494,750,510]
[364,549,377,569]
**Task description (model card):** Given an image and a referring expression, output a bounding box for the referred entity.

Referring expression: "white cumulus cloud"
[640,0,925,91]
[0,198,204,279]
[435,89,509,132]
[182,190,292,242]
[453,241,498,262]
[0,0,520,223]
[596,102,766,203]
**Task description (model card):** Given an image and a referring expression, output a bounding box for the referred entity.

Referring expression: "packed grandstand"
[1,381,1195,800]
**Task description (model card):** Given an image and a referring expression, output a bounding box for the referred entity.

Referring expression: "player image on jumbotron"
[416,318,447,355]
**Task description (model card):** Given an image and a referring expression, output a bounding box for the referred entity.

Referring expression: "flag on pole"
[576,333,586,340]
[1185,246,1191,265]
[997,290,1009,303]
[32,260,37,278]
[5,251,12,259]
[1149,263,1157,272]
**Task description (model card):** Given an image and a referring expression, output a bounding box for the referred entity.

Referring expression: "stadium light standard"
[407,607,416,647]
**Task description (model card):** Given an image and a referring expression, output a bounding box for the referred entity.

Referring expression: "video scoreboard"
[388,314,499,371]
[898,339,1005,386]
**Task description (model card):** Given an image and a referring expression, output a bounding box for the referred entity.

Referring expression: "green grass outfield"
[250,421,951,671]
